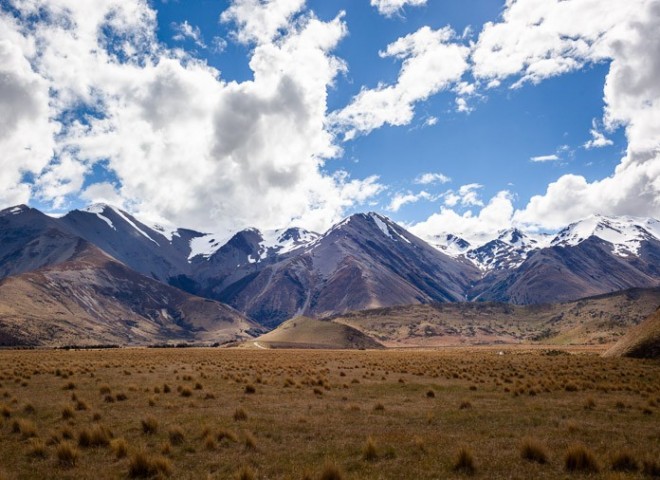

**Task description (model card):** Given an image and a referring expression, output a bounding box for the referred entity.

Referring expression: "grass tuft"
[361,436,378,461]
[233,407,248,421]
[168,426,185,446]
[519,437,548,464]
[610,450,638,472]
[319,461,345,480]
[56,441,79,468]
[128,450,173,478]
[453,445,476,475]
[141,416,159,435]
[564,443,599,473]
[110,438,129,459]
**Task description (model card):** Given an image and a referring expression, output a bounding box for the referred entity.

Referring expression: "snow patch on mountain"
[371,213,393,239]
[83,204,116,230]
[189,232,233,260]
[259,228,319,258]
[551,215,660,257]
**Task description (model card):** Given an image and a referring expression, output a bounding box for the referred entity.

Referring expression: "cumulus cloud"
[370,0,427,17]
[583,119,613,149]
[470,0,660,229]
[414,172,450,185]
[0,0,384,234]
[331,26,469,139]
[220,0,306,45]
[444,183,484,208]
[387,190,434,212]
[172,21,206,49]
[410,191,515,245]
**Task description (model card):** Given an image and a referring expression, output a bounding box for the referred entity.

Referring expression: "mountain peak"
[551,214,660,256]
[0,204,31,217]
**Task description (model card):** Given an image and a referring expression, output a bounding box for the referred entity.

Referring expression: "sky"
[0,0,658,244]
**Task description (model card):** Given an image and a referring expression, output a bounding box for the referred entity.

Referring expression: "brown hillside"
[604,308,660,358]
[330,287,660,347]
[0,243,256,347]
[245,316,384,349]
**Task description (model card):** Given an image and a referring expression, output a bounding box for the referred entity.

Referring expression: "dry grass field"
[0,347,658,479]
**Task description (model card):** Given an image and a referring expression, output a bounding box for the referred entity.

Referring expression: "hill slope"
[0,243,257,347]
[330,287,660,347]
[604,308,660,358]
[245,316,384,349]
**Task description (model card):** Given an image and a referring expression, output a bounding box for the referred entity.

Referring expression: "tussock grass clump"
[13,418,38,438]
[426,389,435,398]
[319,462,345,480]
[642,457,660,476]
[361,436,378,461]
[23,403,35,414]
[564,443,599,473]
[180,387,192,397]
[519,437,548,464]
[61,405,75,420]
[453,445,476,475]
[128,450,173,478]
[244,384,256,394]
[235,465,256,480]
[217,428,238,444]
[27,438,48,459]
[1,405,10,418]
[56,441,79,468]
[78,424,112,448]
[233,407,248,421]
[168,426,185,446]
[243,431,257,450]
[610,450,638,472]
[110,438,129,459]
[373,402,385,412]
[141,416,159,434]
[459,400,472,410]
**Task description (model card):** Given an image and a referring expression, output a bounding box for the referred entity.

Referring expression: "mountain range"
[0,203,658,344]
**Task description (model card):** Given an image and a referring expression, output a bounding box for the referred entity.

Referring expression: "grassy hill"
[604,307,660,358]
[244,316,384,349]
[329,287,660,347]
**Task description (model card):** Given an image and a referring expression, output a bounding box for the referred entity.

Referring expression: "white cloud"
[331,26,469,139]
[220,0,306,45]
[0,31,57,207]
[387,190,433,212]
[172,21,206,49]
[583,119,613,149]
[470,0,660,228]
[455,97,472,113]
[530,154,559,162]
[410,191,515,245]
[414,172,450,185]
[0,0,384,235]
[370,0,427,17]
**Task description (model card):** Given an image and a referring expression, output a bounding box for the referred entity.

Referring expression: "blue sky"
[0,0,657,243]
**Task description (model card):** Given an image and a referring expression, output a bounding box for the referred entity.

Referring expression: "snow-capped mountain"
[215,212,480,326]
[466,228,547,271]
[0,203,658,329]
[550,215,660,257]
[427,233,472,258]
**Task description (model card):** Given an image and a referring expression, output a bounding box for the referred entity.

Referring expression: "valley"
[0,347,658,479]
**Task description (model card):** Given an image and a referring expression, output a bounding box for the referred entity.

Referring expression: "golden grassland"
[0,347,658,479]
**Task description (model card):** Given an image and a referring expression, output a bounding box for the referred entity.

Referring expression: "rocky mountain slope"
[330,287,660,347]
[0,204,658,332]
[0,242,257,347]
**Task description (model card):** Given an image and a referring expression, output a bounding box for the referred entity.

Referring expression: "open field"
[0,347,658,479]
